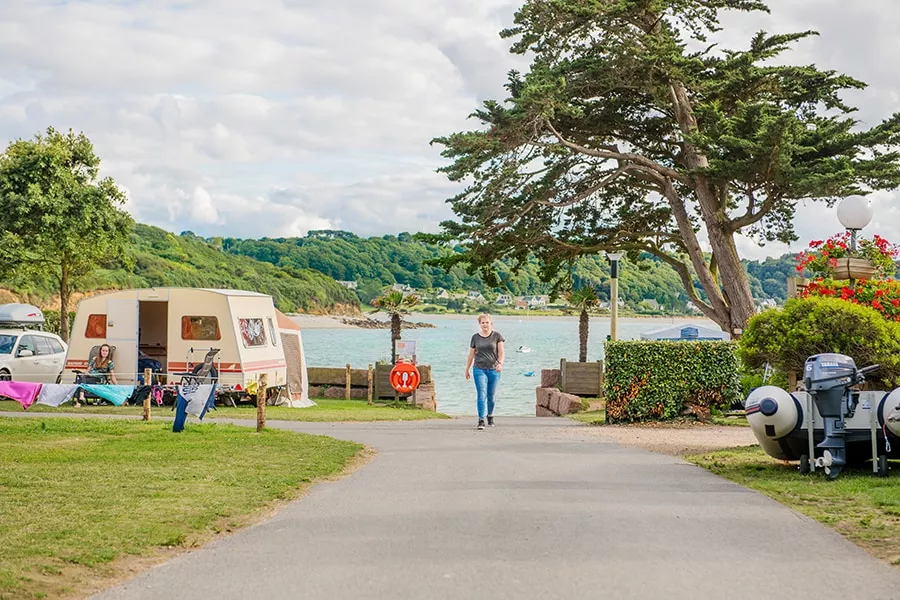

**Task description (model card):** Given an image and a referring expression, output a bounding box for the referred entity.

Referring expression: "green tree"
[0,128,134,341]
[372,290,419,363]
[429,1,900,334]
[565,286,600,362]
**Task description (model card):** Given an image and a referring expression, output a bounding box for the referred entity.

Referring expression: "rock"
[541,369,560,388]
[536,405,557,417]
[558,392,583,415]
[338,317,436,329]
[536,387,554,410]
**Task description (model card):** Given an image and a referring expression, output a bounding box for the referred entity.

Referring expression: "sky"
[0,0,898,261]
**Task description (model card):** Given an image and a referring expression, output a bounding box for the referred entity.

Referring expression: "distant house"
[337,280,358,290]
[513,299,529,310]
[756,298,777,310]
[391,283,416,296]
[467,290,486,303]
[495,294,513,305]
[685,301,703,314]
[521,295,548,308]
[433,288,450,300]
[640,298,661,311]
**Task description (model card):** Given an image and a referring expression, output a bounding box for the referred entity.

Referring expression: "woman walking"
[465,314,505,430]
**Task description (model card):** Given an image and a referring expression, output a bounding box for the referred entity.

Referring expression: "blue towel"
[79,384,135,406]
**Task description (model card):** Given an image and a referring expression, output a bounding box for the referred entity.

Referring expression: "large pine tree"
[431,0,900,334]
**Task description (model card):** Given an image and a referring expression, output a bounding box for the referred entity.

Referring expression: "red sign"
[389,362,421,394]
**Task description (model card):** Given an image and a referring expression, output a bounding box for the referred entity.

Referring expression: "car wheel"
[0,370,10,381]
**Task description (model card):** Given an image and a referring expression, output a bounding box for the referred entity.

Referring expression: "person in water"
[465,313,505,430]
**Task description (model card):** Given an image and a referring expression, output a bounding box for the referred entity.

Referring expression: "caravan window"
[181,316,222,340]
[86,314,107,338]
[239,318,267,347]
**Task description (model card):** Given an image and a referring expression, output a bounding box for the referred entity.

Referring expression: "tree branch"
[544,120,691,186]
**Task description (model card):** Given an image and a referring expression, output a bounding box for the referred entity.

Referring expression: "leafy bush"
[801,278,900,321]
[737,296,900,389]
[42,310,75,337]
[604,341,740,423]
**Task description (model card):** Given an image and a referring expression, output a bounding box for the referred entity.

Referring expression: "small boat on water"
[516,345,532,353]
[522,371,535,377]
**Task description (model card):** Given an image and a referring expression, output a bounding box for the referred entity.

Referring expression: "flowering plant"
[795,232,898,279]
[801,278,900,321]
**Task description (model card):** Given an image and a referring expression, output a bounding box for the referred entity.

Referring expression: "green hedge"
[604,341,740,423]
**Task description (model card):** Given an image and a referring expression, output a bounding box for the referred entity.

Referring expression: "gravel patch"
[570,422,759,456]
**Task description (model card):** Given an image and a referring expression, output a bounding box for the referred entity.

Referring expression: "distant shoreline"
[290,312,719,330]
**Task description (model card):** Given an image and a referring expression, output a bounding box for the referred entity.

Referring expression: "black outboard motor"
[803,353,879,479]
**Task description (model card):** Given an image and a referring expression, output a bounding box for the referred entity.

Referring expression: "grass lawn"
[687,446,900,567]
[0,417,364,600]
[0,399,450,421]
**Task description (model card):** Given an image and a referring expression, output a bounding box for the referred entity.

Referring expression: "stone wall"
[535,385,583,417]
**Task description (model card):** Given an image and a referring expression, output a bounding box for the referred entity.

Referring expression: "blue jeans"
[473,368,501,419]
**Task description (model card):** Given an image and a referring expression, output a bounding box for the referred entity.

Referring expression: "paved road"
[14,413,900,599]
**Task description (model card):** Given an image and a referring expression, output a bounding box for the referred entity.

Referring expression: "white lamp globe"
[837,196,873,230]
[606,252,624,261]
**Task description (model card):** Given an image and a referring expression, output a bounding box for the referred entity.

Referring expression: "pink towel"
[0,380,43,410]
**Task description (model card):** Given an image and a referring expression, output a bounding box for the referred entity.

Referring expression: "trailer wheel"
[877,455,889,478]
[799,454,810,475]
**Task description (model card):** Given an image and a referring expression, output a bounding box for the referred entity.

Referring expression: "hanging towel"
[151,386,164,406]
[79,385,135,407]
[172,383,216,432]
[0,381,42,409]
[36,384,79,407]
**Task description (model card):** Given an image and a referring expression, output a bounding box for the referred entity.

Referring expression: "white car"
[0,329,68,383]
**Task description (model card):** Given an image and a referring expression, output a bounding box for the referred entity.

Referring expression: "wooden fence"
[559,359,604,396]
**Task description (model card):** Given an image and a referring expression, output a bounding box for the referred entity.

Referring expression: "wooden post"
[559,358,568,393]
[367,364,374,405]
[256,373,267,432]
[345,363,351,400]
[142,367,152,421]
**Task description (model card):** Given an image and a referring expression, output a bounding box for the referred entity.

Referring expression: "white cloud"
[0,0,897,262]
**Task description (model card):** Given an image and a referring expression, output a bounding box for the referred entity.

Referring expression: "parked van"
[63,288,296,394]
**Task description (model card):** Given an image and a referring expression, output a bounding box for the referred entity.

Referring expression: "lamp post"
[606,252,623,341]
[836,196,873,289]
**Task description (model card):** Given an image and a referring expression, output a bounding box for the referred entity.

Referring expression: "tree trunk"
[391,313,401,364]
[668,82,756,335]
[579,309,589,362]
[59,265,70,343]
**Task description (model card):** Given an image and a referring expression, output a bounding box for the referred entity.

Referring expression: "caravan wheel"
[878,455,889,478]
[0,370,10,381]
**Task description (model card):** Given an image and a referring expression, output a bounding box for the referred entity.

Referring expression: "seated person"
[76,343,118,407]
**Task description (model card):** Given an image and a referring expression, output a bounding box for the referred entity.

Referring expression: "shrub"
[42,310,75,337]
[801,278,900,321]
[604,341,740,423]
[737,296,900,389]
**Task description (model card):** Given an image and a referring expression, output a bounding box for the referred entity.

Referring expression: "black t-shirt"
[470,331,505,370]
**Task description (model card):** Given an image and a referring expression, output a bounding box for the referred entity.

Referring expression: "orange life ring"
[390,362,421,394]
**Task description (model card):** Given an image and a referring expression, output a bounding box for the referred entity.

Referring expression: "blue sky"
[0,0,898,261]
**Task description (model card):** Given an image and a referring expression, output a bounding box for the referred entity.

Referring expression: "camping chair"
[73,345,117,404]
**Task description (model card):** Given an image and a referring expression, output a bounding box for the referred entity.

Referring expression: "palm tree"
[565,287,600,362]
[372,290,419,363]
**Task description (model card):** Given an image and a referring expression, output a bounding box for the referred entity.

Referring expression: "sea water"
[297,314,721,416]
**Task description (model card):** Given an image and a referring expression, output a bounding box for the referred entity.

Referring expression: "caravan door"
[106,299,139,385]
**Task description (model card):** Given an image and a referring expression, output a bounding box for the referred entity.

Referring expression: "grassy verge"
[0,417,364,600]
[687,446,900,567]
[0,399,450,421]
[568,410,606,425]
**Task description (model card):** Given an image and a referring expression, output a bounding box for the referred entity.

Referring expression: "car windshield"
[0,334,17,354]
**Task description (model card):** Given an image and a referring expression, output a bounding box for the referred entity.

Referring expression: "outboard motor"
[803,353,878,479]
